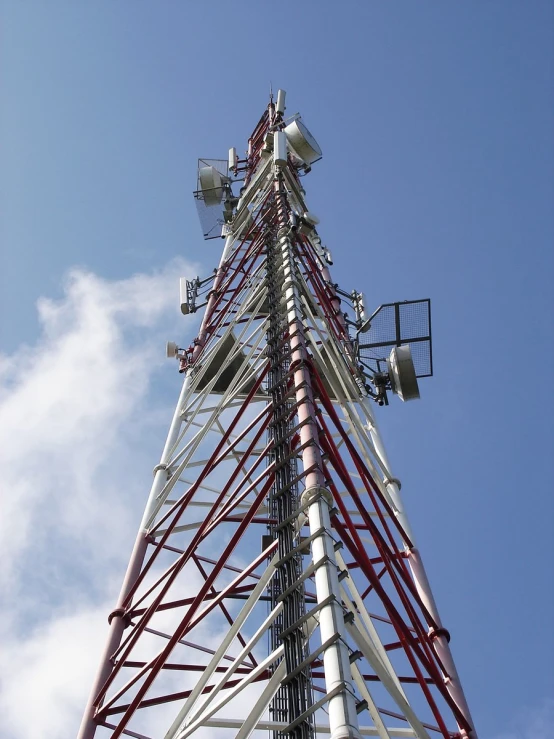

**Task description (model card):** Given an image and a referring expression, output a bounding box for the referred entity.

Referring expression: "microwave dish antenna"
[198,165,224,206]
[193,158,236,239]
[388,345,420,401]
[284,118,322,164]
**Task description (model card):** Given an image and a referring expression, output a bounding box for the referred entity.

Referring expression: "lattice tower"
[78,93,477,739]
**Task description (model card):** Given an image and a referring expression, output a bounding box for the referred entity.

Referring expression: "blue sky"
[1,2,553,738]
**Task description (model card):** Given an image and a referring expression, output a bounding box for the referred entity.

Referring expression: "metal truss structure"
[78,94,477,739]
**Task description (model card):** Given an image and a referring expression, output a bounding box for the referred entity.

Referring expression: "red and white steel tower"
[78,92,477,739]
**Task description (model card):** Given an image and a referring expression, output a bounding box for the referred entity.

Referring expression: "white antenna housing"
[228,147,237,171]
[387,345,420,402]
[276,89,286,115]
[166,341,178,358]
[284,119,322,164]
[273,131,288,166]
[199,166,223,206]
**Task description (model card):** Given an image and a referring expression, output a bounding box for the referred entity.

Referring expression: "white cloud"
[0,601,113,739]
[0,260,199,739]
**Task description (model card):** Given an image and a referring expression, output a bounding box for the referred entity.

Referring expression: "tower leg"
[77,374,191,739]
[365,405,477,738]
[277,176,361,739]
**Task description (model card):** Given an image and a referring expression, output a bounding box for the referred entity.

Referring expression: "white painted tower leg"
[77,373,191,739]
[363,399,477,739]
[278,202,361,739]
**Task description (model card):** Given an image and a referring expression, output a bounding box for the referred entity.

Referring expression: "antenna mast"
[78,92,477,739]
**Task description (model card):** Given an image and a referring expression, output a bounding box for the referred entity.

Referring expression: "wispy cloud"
[0,260,198,739]
[1,600,114,738]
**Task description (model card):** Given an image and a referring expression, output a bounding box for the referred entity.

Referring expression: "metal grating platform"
[358,298,433,377]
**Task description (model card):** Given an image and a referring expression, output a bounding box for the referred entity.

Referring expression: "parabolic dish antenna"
[166,341,179,358]
[387,345,420,402]
[198,165,224,206]
[284,119,322,165]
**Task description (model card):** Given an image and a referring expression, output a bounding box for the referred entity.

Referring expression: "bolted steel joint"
[152,463,168,477]
[301,485,333,508]
[108,608,131,628]
[383,476,402,491]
